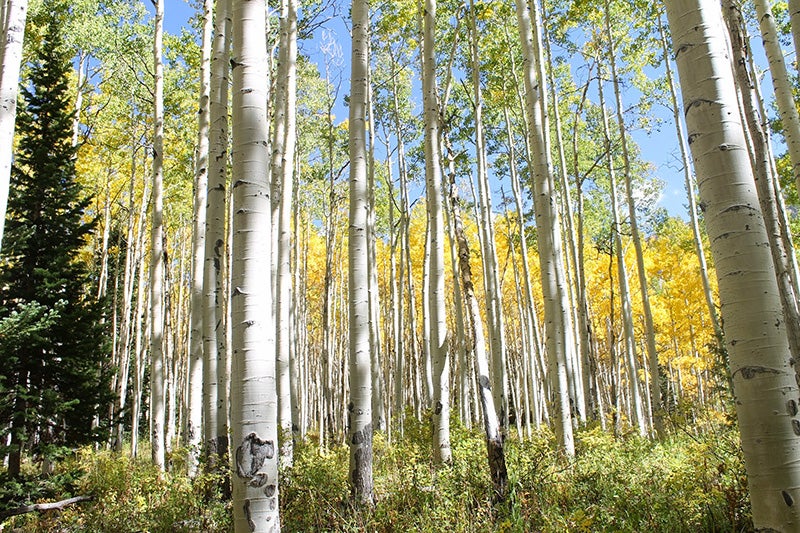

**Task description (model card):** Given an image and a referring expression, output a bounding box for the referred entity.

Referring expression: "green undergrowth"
[3,417,751,532]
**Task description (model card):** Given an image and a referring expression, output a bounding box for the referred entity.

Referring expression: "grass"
[2,416,751,532]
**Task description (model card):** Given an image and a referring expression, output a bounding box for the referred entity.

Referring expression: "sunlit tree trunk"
[421,0,450,463]
[658,16,725,357]
[603,0,660,436]
[149,0,166,471]
[366,61,385,432]
[514,0,574,456]
[204,0,230,466]
[598,77,647,437]
[274,0,298,465]
[753,0,800,194]
[186,0,212,476]
[348,0,374,503]
[0,0,27,248]
[468,0,508,431]
[229,0,279,528]
[447,140,507,500]
[665,1,800,528]
[724,1,800,370]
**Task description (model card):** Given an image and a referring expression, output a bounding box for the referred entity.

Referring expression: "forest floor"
[1,410,751,532]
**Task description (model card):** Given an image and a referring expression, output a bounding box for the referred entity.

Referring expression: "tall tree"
[514,0,575,456]
[0,4,111,477]
[187,0,213,476]
[422,0,451,464]
[665,1,800,528]
[149,0,166,472]
[229,0,279,529]
[348,0,375,503]
[204,0,231,466]
[0,0,28,249]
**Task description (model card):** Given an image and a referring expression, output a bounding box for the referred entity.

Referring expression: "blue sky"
[155,0,785,223]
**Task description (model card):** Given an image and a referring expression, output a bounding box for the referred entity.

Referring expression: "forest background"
[1,0,798,530]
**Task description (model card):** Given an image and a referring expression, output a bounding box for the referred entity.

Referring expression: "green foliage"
[0,1,112,476]
[5,421,750,532]
[3,446,231,532]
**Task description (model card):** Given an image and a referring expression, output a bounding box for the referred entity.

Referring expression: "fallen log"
[2,495,93,519]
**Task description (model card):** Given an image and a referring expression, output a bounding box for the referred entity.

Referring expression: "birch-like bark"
[603,0,661,436]
[204,0,230,465]
[447,142,507,500]
[753,0,800,194]
[274,0,298,464]
[421,0,450,461]
[229,0,279,528]
[187,0,212,476]
[665,1,800,528]
[468,0,507,430]
[0,0,26,249]
[514,0,574,456]
[348,0,374,503]
[724,1,800,372]
[598,78,647,437]
[658,16,725,356]
[149,0,166,471]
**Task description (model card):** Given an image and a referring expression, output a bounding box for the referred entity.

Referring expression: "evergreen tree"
[0,5,112,478]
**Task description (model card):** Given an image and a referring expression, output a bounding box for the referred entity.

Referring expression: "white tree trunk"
[421,0,450,463]
[348,0,374,502]
[665,1,800,528]
[603,0,660,436]
[204,0,230,465]
[187,0,212,476]
[274,0,298,465]
[0,0,26,249]
[229,0,279,528]
[514,0,574,456]
[149,0,166,471]
[753,0,800,194]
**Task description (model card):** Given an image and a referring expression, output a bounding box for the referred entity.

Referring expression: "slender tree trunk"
[603,0,660,436]
[665,1,800,528]
[446,138,507,500]
[0,0,27,248]
[753,0,800,194]
[274,0,298,465]
[514,0,574,457]
[348,0,374,503]
[421,0,451,463]
[186,0,212,476]
[149,0,166,471]
[598,77,647,437]
[204,0,230,467]
[229,0,279,528]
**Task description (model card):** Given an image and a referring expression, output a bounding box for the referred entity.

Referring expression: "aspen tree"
[204,0,230,465]
[149,0,166,472]
[274,0,298,464]
[445,138,507,500]
[724,0,800,371]
[186,0,212,476]
[467,0,508,431]
[753,0,800,194]
[597,77,647,437]
[602,0,661,436]
[348,0,375,502]
[421,0,450,461]
[514,0,574,456]
[665,1,800,528]
[229,0,279,528]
